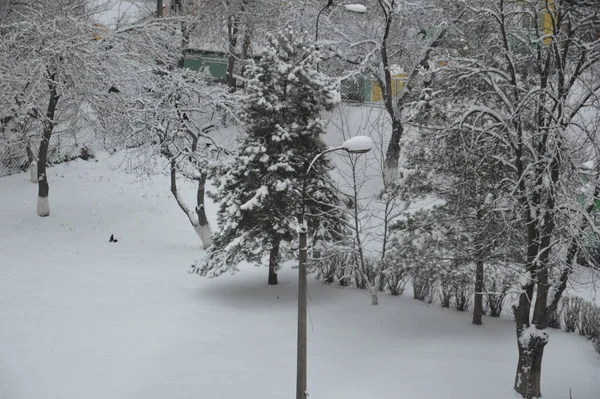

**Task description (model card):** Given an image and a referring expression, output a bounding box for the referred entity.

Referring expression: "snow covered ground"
[1,150,599,399]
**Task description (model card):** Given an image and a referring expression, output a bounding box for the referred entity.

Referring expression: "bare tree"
[111,68,237,248]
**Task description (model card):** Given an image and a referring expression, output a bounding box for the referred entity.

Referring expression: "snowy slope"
[1,151,599,399]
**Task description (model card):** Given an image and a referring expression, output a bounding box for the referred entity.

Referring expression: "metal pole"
[296,220,308,399]
[297,169,309,399]
[315,0,333,43]
[296,147,341,399]
[157,0,163,18]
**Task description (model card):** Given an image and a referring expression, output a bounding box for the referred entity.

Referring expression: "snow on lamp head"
[343,4,367,13]
[340,135,373,154]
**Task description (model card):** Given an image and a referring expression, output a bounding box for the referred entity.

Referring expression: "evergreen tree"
[195,27,343,285]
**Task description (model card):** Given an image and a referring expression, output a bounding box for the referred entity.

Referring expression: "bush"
[486,288,507,317]
[438,263,453,308]
[336,261,353,286]
[562,296,584,333]
[451,266,472,312]
[312,251,355,286]
[439,278,453,308]
[547,304,562,329]
[349,257,384,292]
[79,144,94,160]
[315,257,337,285]
[551,295,600,354]
[453,282,471,312]
[579,301,597,337]
[413,274,436,303]
[385,266,408,296]
[483,266,516,317]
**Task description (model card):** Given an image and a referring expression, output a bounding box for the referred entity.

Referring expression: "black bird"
[109,234,118,243]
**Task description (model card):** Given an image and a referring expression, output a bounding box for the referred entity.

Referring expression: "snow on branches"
[193,27,345,285]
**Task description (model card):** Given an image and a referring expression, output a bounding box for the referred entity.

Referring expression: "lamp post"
[296,135,373,399]
[156,0,163,18]
[315,2,367,43]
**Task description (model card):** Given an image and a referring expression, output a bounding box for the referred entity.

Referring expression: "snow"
[519,324,550,347]
[92,0,144,28]
[240,185,269,210]
[1,151,599,399]
[341,135,374,153]
[582,160,596,170]
[343,4,367,14]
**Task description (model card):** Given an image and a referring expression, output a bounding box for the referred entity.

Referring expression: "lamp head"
[341,136,373,154]
[343,4,367,13]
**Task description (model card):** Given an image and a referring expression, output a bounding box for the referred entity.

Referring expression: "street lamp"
[296,135,373,399]
[315,1,367,42]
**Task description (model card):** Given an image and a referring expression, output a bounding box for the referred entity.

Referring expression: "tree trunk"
[268,241,279,285]
[514,332,547,398]
[226,14,239,91]
[26,145,37,183]
[174,1,189,68]
[37,72,60,217]
[472,258,484,325]
[195,172,212,248]
[378,7,403,184]
[371,289,379,305]
[384,116,403,183]
[168,160,212,249]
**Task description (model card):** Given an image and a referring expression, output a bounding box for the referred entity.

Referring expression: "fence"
[0,127,123,178]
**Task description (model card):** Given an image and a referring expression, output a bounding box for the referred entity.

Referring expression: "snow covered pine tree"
[195,27,344,285]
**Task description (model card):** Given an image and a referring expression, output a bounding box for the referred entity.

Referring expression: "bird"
[109,234,118,243]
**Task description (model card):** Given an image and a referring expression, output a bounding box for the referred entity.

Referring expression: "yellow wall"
[371,73,408,102]
[542,0,556,44]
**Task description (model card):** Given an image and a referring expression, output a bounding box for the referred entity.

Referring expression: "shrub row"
[312,253,600,354]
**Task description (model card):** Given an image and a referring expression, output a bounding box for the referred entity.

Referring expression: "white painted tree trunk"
[371,291,379,306]
[383,165,395,186]
[194,223,213,250]
[29,161,37,183]
[37,195,49,217]
[169,173,212,249]
[358,268,380,306]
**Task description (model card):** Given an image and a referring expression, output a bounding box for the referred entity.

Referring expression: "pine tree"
[195,27,343,285]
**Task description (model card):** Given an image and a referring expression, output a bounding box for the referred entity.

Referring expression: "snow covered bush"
[554,296,600,354]
[547,304,562,329]
[412,267,437,303]
[562,296,584,333]
[451,265,472,312]
[194,27,344,285]
[313,255,339,285]
[579,300,598,338]
[311,250,354,286]
[484,265,518,318]
[438,262,456,308]
[385,264,409,296]
[389,209,468,304]
[354,257,379,291]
